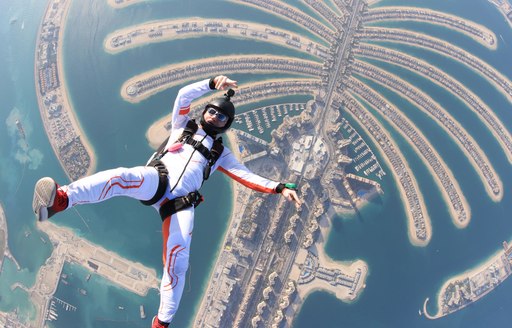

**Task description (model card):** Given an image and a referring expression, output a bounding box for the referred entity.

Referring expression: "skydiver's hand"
[282,188,302,209]
[214,75,238,90]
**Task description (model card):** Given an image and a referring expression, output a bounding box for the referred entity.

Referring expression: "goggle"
[206,107,228,122]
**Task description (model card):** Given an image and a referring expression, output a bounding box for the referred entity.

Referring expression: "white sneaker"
[32,177,67,221]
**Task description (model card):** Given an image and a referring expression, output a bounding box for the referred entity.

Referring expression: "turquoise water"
[0,0,511,327]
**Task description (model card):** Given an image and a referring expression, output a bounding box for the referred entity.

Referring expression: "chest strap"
[158,191,204,220]
[179,120,224,181]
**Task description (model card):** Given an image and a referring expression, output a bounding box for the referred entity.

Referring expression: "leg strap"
[140,160,169,206]
[158,191,203,221]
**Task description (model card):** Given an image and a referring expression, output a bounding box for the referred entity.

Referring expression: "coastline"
[286,207,369,326]
[119,55,321,104]
[362,26,512,104]
[348,81,471,229]
[344,97,432,247]
[357,63,503,203]
[104,18,325,56]
[355,43,512,165]
[107,0,145,9]
[368,6,497,50]
[56,6,97,178]
[424,242,512,319]
[34,0,97,181]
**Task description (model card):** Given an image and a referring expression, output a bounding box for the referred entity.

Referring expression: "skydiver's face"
[204,107,228,128]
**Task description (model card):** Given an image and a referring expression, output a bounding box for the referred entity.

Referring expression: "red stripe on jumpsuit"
[217,167,276,193]
[178,105,190,115]
[161,216,186,291]
[98,175,145,200]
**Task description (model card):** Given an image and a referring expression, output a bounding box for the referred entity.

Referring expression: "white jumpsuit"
[60,79,280,323]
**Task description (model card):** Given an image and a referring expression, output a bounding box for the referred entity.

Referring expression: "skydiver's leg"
[65,166,159,205]
[156,207,194,325]
[33,166,159,221]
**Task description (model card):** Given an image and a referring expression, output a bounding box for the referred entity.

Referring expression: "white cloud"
[5,107,44,170]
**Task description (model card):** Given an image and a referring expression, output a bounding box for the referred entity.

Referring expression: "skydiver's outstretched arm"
[216,148,302,208]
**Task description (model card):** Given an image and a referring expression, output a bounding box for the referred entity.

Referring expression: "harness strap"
[158,191,204,221]
[203,137,223,180]
[140,160,169,206]
[179,120,224,181]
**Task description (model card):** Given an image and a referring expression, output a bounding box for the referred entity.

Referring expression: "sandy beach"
[356,43,512,165]
[35,0,97,180]
[55,4,97,177]
[423,242,512,319]
[119,54,320,104]
[357,61,503,203]
[364,27,512,104]
[371,6,497,50]
[343,92,432,246]
[106,0,144,9]
[104,18,324,56]
[285,207,369,326]
[347,79,471,229]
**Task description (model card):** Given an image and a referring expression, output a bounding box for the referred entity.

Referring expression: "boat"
[140,305,146,319]
[86,274,91,282]
[79,288,87,296]
[118,306,125,310]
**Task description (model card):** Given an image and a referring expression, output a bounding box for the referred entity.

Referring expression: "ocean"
[0,0,511,327]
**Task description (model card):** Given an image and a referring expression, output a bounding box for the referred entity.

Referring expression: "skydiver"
[33,75,302,327]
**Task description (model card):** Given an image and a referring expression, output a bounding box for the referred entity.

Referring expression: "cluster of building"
[303,0,346,31]
[354,44,512,159]
[352,59,501,198]
[124,56,322,100]
[192,4,375,324]
[35,0,92,180]
[345,76,468,226]
[28,0,512,325]
[363,7,496,47]
[195,69,376,325]
[341,93,429,242]
[433,241,512,318]
[26,222,159,326]
[233,103,304,135]
[358,27,512,100]
[239,0,337,44]
[488,0,512,26]
[108,19,330,59]
[298,251,362,297]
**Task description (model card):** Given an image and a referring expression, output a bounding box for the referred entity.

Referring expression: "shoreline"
[357,62,503,203]
[355,44,512,165]
[424,242,512,319]
[56,1,97,178]
[119,55,321,104]
[34,0,97,181]
[347,80,470,229]
[367,6,497,50]
[107,0,145,9]
[286,207,369,326]
[362,26,512,104]
[104,18,325,56]
[344,94,432,246]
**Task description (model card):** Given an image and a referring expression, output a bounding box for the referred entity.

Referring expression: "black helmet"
[200,89,235,136]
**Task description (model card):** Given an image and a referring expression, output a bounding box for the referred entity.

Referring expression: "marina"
[341,118,386,180]
[233,103,305,135]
